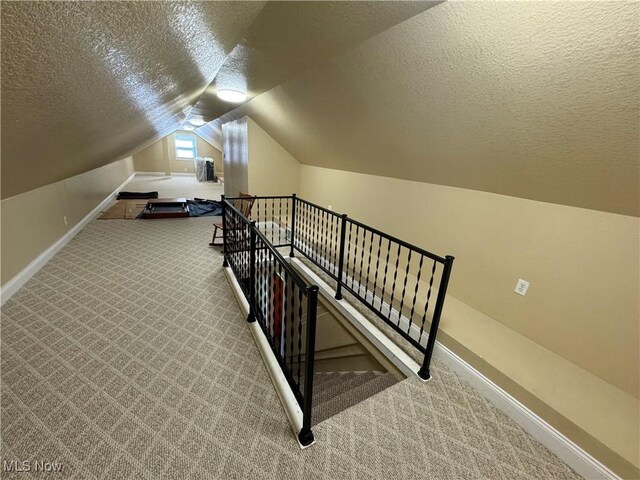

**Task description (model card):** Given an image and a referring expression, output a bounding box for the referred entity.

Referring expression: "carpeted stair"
[312,371,398,425]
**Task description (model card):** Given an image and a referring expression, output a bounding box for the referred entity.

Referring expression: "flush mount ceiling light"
[188,117,205,127]
[217,89,247,103]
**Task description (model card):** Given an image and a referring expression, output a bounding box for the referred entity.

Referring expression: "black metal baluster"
[335,214,348,300]
[256,239,262,326]
[269,250,276,341]
[301,203,308,256]
[418,261,438,342]
[276,261,283,353]
[288,275,296,373]
[325,212,332,269]
[398,250,412,325]
[327,215,335,274]
[298,285,318,447]
[289,194,296,257]
[372,234,383,308]
[296,289,303,384]
[271,198,275,244]
[278,198,282,245]
[222,196,229,267]
[365,229,374,296]
[408,254,424,335]
[312,206,319,264]
[357,226,366,296]
[317,208,324,266]
[381,239,392,313]
[419,256,454,380]
[286,197,291,251]
[321,210,328,268]
[345,222,354,288]
[388,244,402,323]
[247,222,257,323]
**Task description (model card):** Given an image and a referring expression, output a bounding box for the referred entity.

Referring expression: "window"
[175,134,197,159]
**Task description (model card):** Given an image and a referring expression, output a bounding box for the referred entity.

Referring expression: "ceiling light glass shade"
[217,89,247,103]
[189,117,205,127]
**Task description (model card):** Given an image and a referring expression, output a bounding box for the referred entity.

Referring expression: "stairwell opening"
[311,297,405,425]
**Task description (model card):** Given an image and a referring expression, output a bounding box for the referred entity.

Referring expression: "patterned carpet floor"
[0,215,581,479]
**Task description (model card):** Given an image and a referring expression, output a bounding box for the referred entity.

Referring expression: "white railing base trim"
[433,341,619,480]
[223,266,313,450]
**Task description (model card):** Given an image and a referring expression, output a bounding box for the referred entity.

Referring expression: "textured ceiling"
[1,1,265,198]
[189,1,440,122]
[215,1,640,216]
[3,2,637,215]
[1,1,436,199]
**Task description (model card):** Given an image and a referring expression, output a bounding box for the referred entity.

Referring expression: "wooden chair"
[209,192,255,247]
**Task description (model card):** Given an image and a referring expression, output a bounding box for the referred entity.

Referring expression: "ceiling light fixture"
[217,89,247,103]
[189,117,205,127]
[182,124,194,131]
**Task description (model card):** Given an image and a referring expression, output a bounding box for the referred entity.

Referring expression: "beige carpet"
[123,175,223,201]
[313,371,397,425]
[1,217,581,479]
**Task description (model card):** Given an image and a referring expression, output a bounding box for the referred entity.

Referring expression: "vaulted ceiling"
[212,1,639,216]
[2,1,637,216]
[0,1,437,199]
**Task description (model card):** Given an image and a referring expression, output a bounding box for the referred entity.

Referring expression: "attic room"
[1,2,638,479]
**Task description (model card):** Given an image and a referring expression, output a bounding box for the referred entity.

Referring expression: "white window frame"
[175,133,198,160]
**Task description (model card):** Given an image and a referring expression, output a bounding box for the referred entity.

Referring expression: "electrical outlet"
[63,216,68,226]
[514,279,529,296]
[184,167,188,172]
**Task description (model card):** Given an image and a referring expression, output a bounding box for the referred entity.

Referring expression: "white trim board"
[432,342,619,480]
[0,172,136,306]
[288,257,618,480]
[133,172,196,177]
[223,266,313,450]
[132,171,169,177]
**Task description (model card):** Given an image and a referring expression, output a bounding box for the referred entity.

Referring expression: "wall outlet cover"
[515,279,530,296]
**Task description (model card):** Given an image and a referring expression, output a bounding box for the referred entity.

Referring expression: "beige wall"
[1,157,134,285]
[247,118,299,196]
[222,118,249,197]
[132,132,223,177]
[131,138,166,174]
[222,117,300,197]
[299,165,639,474]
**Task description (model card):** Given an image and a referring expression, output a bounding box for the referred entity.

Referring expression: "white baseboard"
[133,171,195,177]
[223,266,313,449]
[432,343,619,480]
[0,172,136,306]
[133,171,168,176]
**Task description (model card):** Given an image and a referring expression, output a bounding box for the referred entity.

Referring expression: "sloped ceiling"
[189,1,440,122]
[215,1,640,217]
[1,1,436,199]
[0,1,265,198]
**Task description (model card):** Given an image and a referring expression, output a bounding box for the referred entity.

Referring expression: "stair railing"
[236,194,454,381]
[222,195,318,446]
